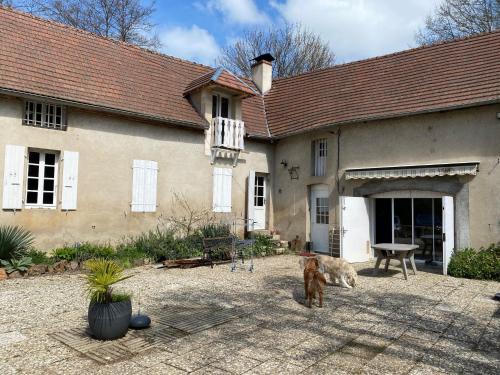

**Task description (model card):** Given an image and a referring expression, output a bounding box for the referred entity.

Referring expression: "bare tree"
[416,0,500,45]
[218,22,335,78]
[18,0,159,49]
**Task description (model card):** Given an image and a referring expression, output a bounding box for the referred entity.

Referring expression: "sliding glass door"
[375,197,443,263]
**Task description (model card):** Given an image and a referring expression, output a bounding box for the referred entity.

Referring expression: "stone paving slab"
[1,256,499,374]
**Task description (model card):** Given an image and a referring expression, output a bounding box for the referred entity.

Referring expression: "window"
[23,100,66,130]
[26,150,59,208]
[316,197,329,224]
[254,176,265,207]
[312,138,327,176]
[213,167,232,212]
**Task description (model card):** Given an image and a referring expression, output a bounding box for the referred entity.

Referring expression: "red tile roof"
[0,7,268,135]
[1,7,499,140]
[185,68,257,96]
[264,30,500,137]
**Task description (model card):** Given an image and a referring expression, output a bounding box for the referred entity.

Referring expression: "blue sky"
[149,0,441,66]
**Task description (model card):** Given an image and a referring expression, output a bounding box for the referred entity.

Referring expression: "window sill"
[24,205,57,210]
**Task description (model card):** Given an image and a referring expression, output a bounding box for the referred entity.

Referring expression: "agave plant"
[0,225,34,261]
[85,259,133,304]
[1,257,33,274]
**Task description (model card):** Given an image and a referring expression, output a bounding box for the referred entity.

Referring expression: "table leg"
[373,250,383,274]
[384,257,391,272]
[409,251,417,275]
[399,252,408,280]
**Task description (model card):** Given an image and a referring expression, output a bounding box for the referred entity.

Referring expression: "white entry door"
[339,196,371,263]
[311,185,329,252]
[442,196,455,275]
[253,175,266,230]
[247,170,266,231]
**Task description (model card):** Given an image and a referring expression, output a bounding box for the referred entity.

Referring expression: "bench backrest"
[202,236,235,251]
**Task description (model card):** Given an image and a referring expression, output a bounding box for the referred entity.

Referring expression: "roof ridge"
[0,5,216,71]
[271,28,500,84]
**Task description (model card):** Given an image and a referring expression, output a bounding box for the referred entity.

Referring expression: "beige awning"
[345,162,479,180]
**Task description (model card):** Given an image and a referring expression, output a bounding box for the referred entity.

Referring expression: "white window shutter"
[61,151,79,210]
[213,167,232,213]
[247,170,255,230]
[2,145,25,209]
[132,160,157,212]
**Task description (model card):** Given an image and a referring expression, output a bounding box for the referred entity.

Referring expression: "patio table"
[372,243,419,280]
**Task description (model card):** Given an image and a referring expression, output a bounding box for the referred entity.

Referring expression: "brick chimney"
[251,53,274,94]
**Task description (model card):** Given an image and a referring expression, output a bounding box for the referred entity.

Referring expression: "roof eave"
[271,98,500,139]
[0,87,209,130]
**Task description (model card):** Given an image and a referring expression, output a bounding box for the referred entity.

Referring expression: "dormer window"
[23,100,66,130]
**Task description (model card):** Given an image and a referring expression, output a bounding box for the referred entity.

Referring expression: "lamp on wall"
[280,159,288,168]
[288,166,299,180]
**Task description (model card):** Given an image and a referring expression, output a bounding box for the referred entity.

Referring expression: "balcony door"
[212,94,230,145]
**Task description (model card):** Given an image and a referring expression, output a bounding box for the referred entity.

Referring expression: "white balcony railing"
[212,117,245,150]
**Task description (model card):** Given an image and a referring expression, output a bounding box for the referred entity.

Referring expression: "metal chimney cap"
[251,53,275,63]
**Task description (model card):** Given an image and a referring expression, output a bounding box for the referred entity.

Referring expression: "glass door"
[375,197,443,263]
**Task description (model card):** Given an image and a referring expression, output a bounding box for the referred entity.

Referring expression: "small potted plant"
[85,259,133,340]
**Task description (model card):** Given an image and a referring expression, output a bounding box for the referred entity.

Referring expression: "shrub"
[26,249,55,265]
[199,223,231,238]
[1,257,33,274]
[114,242,148,268]
[85,259,132,303]
[252,233,275,256]
[52,246,79,261]
[52,242,115,262]
[448,243,500,281]
[0,225,34,261]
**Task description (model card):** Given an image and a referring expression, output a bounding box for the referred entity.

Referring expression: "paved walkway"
[0,255,498,374]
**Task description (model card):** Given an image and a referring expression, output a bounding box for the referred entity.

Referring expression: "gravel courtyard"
[0,255,498,375]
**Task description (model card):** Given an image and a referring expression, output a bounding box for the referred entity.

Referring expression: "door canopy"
[345,162,479,180]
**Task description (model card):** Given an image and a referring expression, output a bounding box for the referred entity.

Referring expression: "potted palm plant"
[85,259,133,340]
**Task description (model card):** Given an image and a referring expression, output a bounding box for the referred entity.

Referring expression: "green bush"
[26,249,55,265]
[0,225,34,261]
[199,223,231,238]
[52,242,115,262]
[1,257,33,274]
[448,243,500,281]
[52,246,79,261]
[252,233,275,256]
[116,227,203,262]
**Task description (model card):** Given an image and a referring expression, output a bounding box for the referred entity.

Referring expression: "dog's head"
[304,257,319,271]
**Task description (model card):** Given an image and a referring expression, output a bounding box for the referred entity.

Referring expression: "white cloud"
[195,0,270,25]
[159,25,220,65]
[271,0,441,63]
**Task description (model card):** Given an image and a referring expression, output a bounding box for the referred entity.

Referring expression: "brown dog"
[303,257,327,308]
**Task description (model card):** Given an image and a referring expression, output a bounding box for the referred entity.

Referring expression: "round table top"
[372,243,419,251]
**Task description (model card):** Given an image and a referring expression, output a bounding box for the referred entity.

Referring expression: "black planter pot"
[88,300,132,340]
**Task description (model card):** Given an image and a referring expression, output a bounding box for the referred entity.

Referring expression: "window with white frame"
[312,138,327,176]
[26,150,59,208]
[23,100,66,130]
[316,197,329,224]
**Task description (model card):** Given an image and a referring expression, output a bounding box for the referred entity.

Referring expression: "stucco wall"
[273,104,500,249]
[0,95,273,250]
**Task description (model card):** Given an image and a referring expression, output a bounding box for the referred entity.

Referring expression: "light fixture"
[288,166,299,180]
[280,159,288,168]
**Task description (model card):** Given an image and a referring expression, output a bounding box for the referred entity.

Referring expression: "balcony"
[210,117,245,166]
[212,117,245,150]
